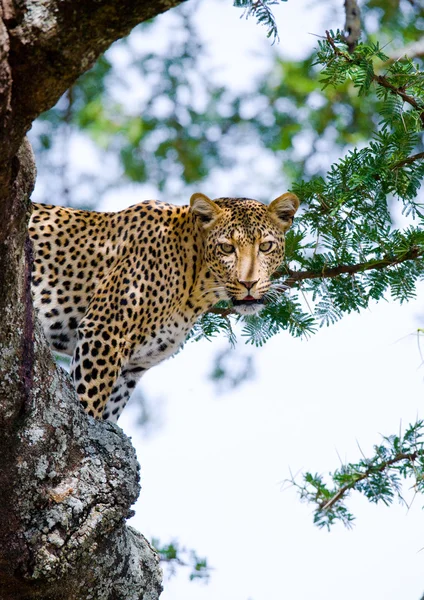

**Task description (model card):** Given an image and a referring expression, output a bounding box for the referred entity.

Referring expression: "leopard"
[29,192,299,422]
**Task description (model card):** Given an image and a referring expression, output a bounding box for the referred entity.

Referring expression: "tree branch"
[325,30,424,128]
[373,73,424,128]
[320,450,421,513]
[342,0,361,53]
[390,151,424,170]
[1,0,185,161]
[280,247,422,287]
[207,248,423,317]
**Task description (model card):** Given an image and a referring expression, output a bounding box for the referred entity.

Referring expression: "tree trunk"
[0,1,184,597]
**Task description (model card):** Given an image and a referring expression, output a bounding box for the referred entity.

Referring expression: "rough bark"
[1,0,183,161]
[0,319,162,600]
[0,0,184,597]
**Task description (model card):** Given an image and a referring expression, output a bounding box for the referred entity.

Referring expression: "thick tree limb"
[0,320,163,599]
[0,0,184,161]
[0,0,186,597]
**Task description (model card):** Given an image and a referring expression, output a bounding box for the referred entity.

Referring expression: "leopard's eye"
[259,241,274,253]
[218,243,235,255]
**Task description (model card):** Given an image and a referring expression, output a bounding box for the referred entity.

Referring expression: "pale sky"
[121,287,424,600]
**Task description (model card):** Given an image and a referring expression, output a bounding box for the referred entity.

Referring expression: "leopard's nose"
[239,280,258,292]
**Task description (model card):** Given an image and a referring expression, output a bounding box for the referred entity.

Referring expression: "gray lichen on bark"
[8,322,163,599]
[0,252,163,599]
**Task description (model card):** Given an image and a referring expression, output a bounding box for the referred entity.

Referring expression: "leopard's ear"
[190,193,222,226]
[267,192,300,230]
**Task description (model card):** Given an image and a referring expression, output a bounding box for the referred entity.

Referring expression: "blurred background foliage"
[31,0,423,199]
[30,0,424,534]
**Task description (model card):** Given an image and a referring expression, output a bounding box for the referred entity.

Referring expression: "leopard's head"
[190,192,300,315]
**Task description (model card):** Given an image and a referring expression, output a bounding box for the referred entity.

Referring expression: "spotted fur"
[29,193,299,422]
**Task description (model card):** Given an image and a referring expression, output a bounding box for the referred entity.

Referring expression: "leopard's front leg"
[71,318,126,419]
[102,361,147,422]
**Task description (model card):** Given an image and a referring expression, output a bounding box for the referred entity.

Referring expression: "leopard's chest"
[131,316,194,369]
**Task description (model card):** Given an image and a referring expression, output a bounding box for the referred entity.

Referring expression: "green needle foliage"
[192,30,424,345]
[233,0,288,43]
[287,32,424,318]
[289,421,424,530]
[33,5,235,199]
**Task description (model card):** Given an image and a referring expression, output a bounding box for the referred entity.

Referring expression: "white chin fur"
[233,303,264,315]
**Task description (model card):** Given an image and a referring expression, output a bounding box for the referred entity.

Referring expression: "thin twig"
[387,39,424,62]
[207,307,234,317]
[320,451,421,513]
[390,151,424,170]
[373,74,424,128]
